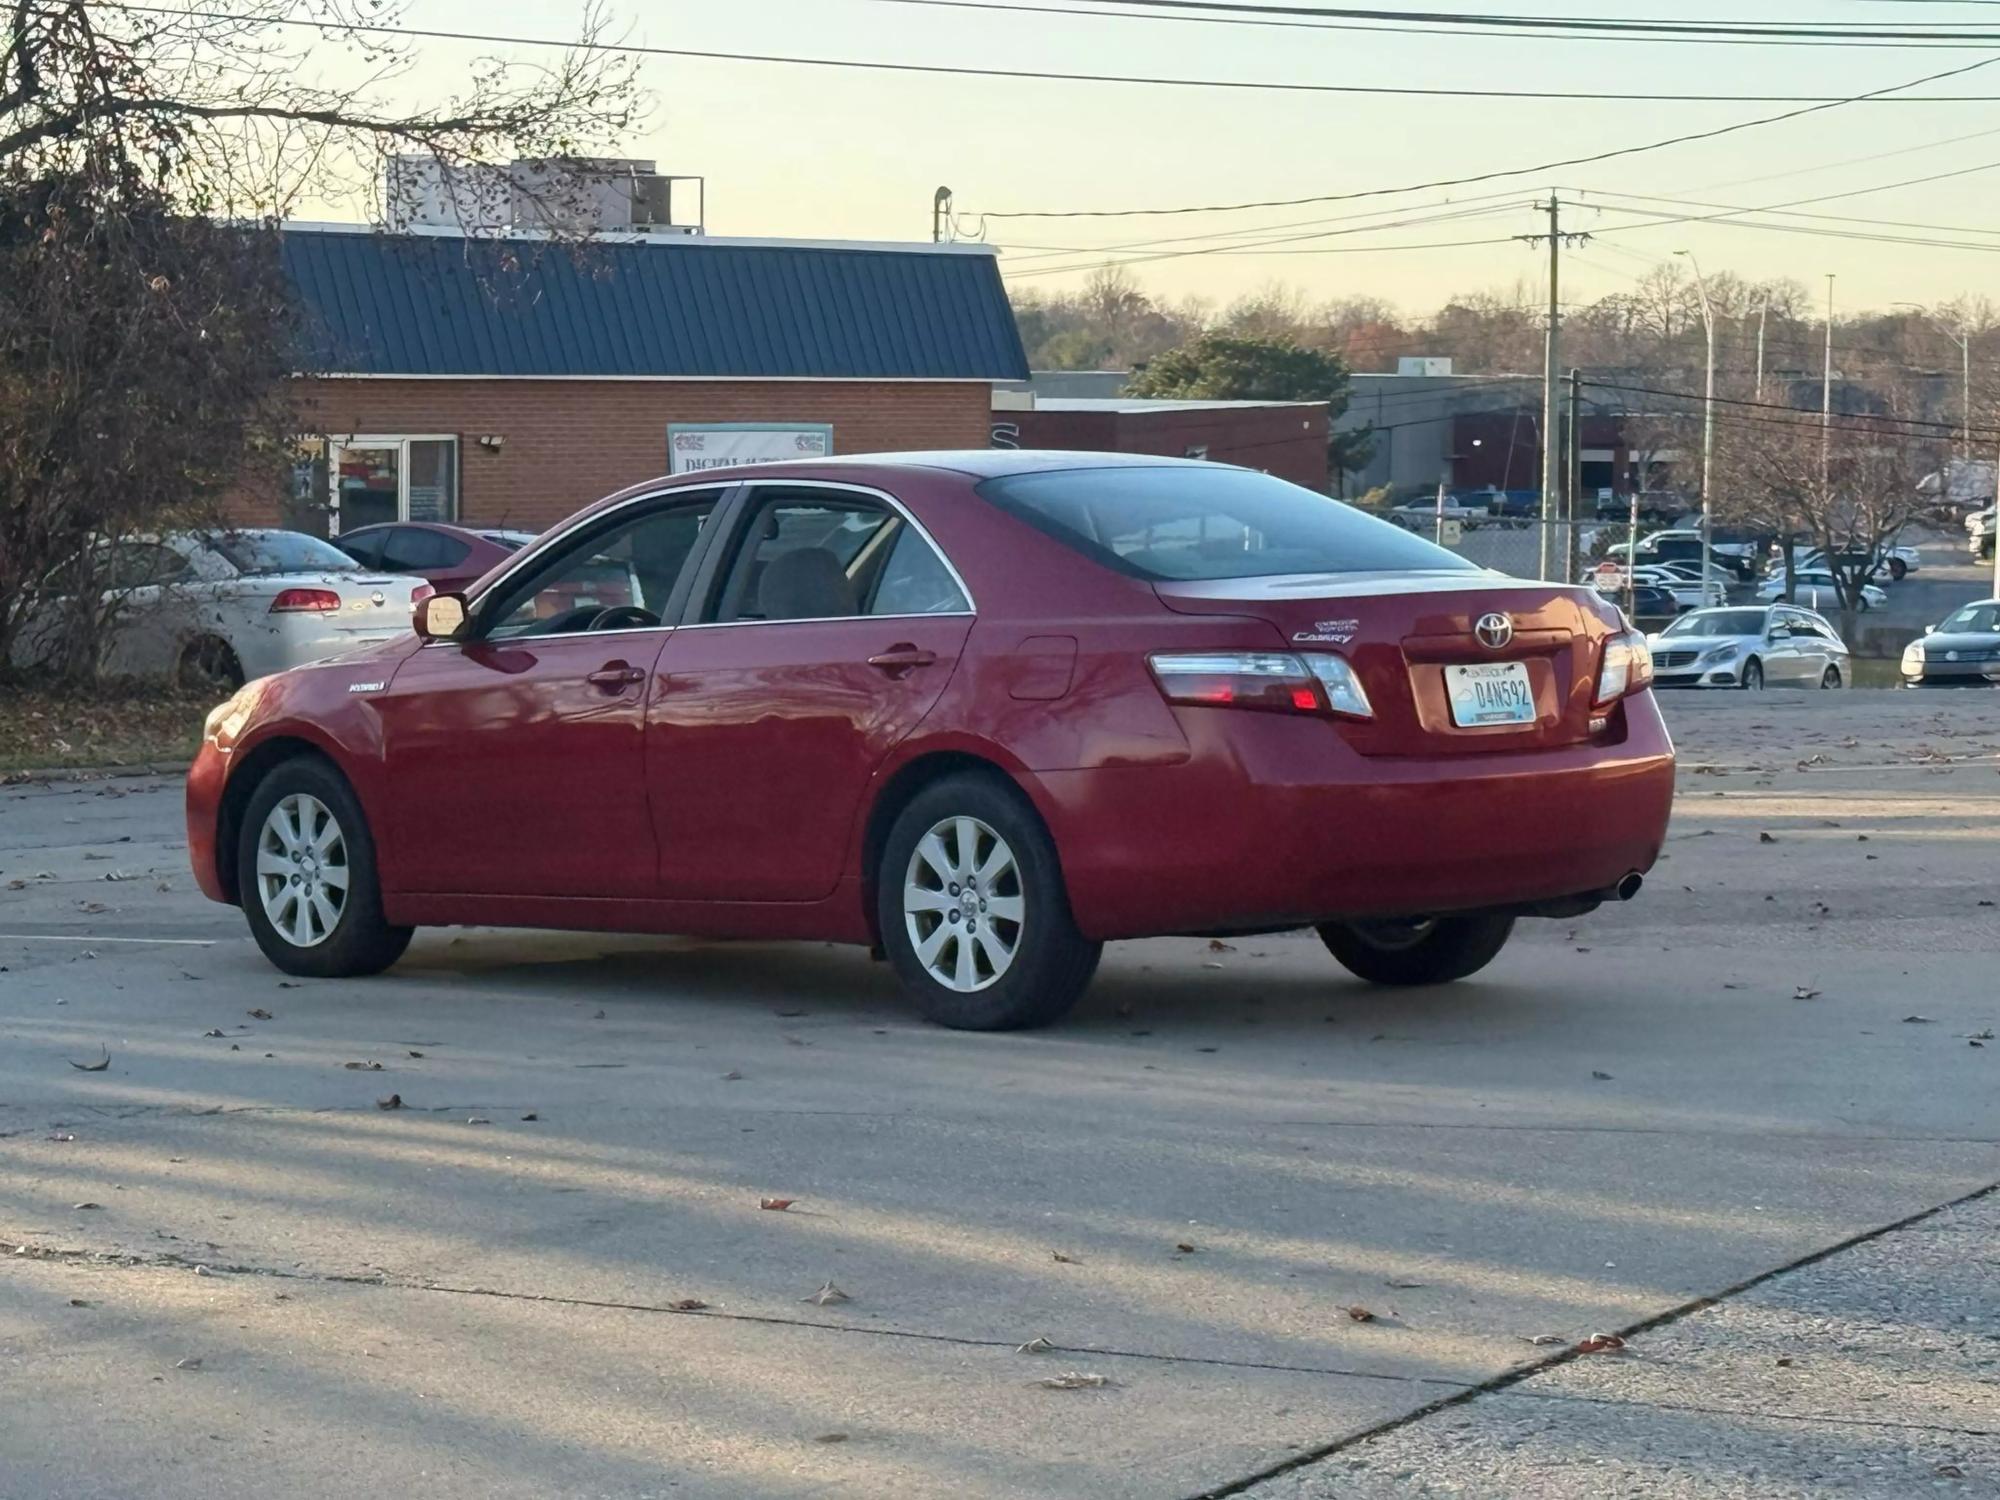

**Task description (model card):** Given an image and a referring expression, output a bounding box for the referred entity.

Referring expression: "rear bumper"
[1035,693,1676,941]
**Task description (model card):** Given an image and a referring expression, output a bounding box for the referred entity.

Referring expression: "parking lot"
[2,693,1996,1498]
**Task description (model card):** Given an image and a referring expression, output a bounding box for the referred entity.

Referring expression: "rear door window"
[337,529,387,568]
[977,466,1476,581]
[381,528,468,572]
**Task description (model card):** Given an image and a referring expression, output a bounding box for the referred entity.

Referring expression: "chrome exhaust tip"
[1615,872,1645,902]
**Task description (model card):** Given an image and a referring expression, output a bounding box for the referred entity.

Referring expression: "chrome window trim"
[456,484,732,612]
[675,611,975,633]
[720,478,978,618]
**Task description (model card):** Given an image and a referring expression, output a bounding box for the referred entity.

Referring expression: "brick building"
[272,225,1028,534]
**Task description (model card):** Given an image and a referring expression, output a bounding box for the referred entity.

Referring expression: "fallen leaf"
[1174,1242,1197,1254]
[1017,1336,1056,1354]
[1384,1278,1426,1289]
[465,1116,490,1125]
[68,1049,110,1072]
[407,1050,424,1058]
[519,1112,539,1122]
[77,900,109,914]
[1574,1333,1628,1354]
[174,1357,203,1370]
[813,1433,849,1444]
[591,1009,606,1020]
[1758,832,1778,844]
[1050,1251,1080,1264]
[67,1298,88,1307]
[1344,1305,1376,1322]
[1793,987,1822,1001]
[1591,1070,1613,1081]
[71,1202,101,1211]
[1201,961,1225,970]
[1776,1356,1794,1367]
[376,1094,401,1110]
[342,1060,383,1071]
[277,981,299,989]
[802,1280,850,1306]
[246,1008,272,1020]
[1902,1015,1935,1024]
[1206,939,1237,953]
[760,1197,796,1211]
[669,1298,708,1312]
[1525,1333,1568,1346]
[721,1070,743,1081]
[202,1028,226,1038]
[1036,1371,1111,1390]
[1936,1464,1966,1479]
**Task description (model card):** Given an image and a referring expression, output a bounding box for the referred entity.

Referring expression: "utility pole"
[1822,274,1836,494]
[1567,368,1584,584]
[1521,194,1589,580]
[1678,250,1718,608]
[1755,294,1769,401]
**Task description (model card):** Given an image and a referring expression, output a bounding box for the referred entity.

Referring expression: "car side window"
[337,530,387,568]
[868,524,970,616]
[105,542,192,590]
[382,528,467,572]
[480,493,721,640]
[712,491,898,624]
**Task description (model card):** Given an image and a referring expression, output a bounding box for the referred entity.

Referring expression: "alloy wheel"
[255,793,349,948]
[903,815,1025,992]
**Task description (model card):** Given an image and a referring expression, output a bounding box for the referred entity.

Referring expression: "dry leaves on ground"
[67,1049,110,1072]
[803,1281,851,1306]
[669,1298,708,1312]
[1036,1371,1111,1390]
[1343,1305,1377,1322]
[1017,1336,1056,1354]
[1574,1333,1628,1354]
[246,1008,271,1020]
[759,1197,795,1211]
[376,1094,401,1110]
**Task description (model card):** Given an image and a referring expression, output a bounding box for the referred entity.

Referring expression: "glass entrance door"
[328,436,458,534]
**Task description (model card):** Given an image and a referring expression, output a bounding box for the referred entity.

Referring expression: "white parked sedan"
[1648,605,1852,691]
[1755,571,1888,612]
[12,531,431,688]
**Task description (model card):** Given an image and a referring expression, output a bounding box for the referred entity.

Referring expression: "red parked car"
[332,522,537,595]
[187,454,1673,1030]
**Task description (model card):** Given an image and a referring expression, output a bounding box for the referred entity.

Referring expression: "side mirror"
[415,592,469,641]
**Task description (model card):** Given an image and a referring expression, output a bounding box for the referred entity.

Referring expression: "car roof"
[669,449,1246,482]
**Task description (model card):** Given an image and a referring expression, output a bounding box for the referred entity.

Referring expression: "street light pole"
[1677,251,1717,606]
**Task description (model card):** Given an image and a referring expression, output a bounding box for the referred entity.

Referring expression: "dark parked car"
[1902,599,2000,686]
[334,522,537,594]
[188,453,1673,1031]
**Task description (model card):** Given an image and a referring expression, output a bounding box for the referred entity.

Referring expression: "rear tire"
[177,636,244,692]
[1742,659,1764,691]
[1317,914,1515,987]
[236,756,411,978]
[877,773,1101,1031]
[1888,558,1908,582]
[1821,665,1842,689]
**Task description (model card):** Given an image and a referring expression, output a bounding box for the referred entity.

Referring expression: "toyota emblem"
[1475,612,1514,650]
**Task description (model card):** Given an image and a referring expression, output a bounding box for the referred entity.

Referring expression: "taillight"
[1595,630,1655,707]
[410,582,436,606]
[268,587,341,613]
[1148,652,1374,720]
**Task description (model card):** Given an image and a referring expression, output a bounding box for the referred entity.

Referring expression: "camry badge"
[347,681,386,693]
[1475,613,1514,650]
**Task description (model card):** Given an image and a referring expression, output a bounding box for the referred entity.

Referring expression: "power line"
[1004,232,1524,278]
[114,6,2000,110]
[968,52,2000,220]
[1054,0,2000,37]
[848,0,2000,47]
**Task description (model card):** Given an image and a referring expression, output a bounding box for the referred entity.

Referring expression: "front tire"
[1317,914,1515,987]
[1742,659,1764,691]
[236,756,411,978]
[1888,558,1908,582]
[877,773,1101,1031]
[1821,665,1842,689]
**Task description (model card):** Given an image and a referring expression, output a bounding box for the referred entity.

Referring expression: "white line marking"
[0,934,217,946]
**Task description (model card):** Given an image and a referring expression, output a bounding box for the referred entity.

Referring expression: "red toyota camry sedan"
[187,454,1673,1030]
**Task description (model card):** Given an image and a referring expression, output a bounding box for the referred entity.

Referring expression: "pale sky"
[390,0,2000,317]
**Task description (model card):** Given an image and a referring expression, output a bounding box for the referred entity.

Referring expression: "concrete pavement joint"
[0,1237,1473,1392]
[1186,1177,2000,1500]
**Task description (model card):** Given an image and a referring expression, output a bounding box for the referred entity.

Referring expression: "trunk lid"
[1154,571,1621,756]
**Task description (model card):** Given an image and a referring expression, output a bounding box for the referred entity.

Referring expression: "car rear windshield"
[209,531,359,576]
[975,467,1479,581]
[1660,609,1768,638]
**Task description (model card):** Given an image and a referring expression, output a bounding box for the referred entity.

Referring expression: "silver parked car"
[1648,605,1851,691]
[11,530,431,689]
[1902,599,2000,687]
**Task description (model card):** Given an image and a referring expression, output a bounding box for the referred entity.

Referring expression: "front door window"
[328,437,458,534]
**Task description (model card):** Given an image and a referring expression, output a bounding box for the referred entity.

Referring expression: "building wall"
[283,377,995,530]
[1009,404,1330,490]
[1338,374,1538,501]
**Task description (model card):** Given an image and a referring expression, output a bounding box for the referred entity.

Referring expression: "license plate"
[1445,662,1535,727]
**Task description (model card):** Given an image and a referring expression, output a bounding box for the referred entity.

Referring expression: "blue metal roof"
[283,229,1028,381]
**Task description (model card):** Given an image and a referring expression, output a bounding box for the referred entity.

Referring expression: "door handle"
[867,645,938,676]
[586,662,646,691]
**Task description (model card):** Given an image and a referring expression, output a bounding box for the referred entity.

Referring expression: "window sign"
[669,423,832,474]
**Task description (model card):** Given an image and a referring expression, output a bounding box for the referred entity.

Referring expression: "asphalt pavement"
[0,693,1995,1498]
